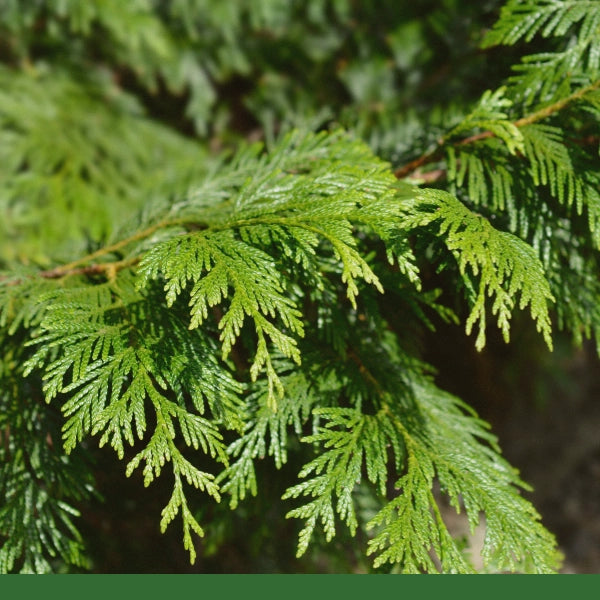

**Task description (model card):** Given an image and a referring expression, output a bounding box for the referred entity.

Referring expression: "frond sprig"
[217,365,321,509]
[18,274,245,564]
[282,407,403,558]
[282,377,560,573]
[365,380,561,573]
[402,189,555,351]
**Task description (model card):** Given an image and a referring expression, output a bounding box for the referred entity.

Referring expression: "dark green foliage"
[1,0,599,573]
[0,332,95,572]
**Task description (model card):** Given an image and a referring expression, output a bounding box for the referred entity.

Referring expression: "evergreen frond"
[0,271,60,334]
[445,87,524,155]
[283,407,403,558]
[446,142,518,218]
[217,365,320,509]
[365,379,561,574]
[403,189,555,350]
[521,124,584,208]
[17,274,244,564]
[0,66,204,267]
[137,129,400,405]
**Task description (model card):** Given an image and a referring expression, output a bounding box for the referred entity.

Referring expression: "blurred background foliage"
[0,0,516,267]
[1,0,598,572]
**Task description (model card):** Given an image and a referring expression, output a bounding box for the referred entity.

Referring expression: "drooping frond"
[282,372,560,573]
[365,379,561,574]
[283,407,404,558]
[547,249,600,352]
[402,189,555,351]
[216,363,321,509]
[445,121,600,252]
[18,273,244,564]
[521,124,585,209]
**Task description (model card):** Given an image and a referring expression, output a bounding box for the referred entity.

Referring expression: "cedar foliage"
[1,0,599,573]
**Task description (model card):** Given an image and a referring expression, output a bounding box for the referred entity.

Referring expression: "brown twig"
[39,257,140,280]
[1,216,193,287]
[394,78,600,180]
[40,217,187,279]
